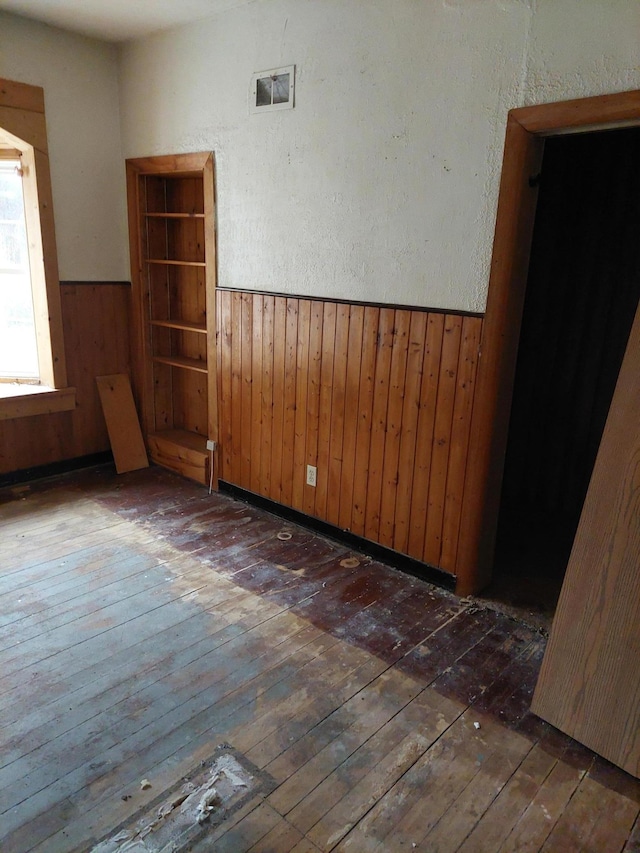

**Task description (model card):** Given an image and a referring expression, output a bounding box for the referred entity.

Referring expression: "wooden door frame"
[455,89,640,596]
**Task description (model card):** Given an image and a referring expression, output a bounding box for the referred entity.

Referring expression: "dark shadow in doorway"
[483,127,640,630]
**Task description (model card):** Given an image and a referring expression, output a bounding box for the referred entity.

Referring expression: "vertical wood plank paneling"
[229,292,243,486]
[215,289,222,456]
[303,301,324,515]
[67,283,132,455]
[0,283,131,476]
[292,299,311,512]
[151,362,173,433]
[424,315,463,566]
[111,286,133,385]
[217,290,233,481]
[338,305,365,531]
[240,292,253,489]
[172,369,206,435]
[326,304,350,527]
[379,309,411,547]
[440,316,483,573]
[364,308,395,544]
[407,313,444,559]
[393,311,428,555]
[260,296,275,498]
[351,307,379,537]
[280,299,299,508]
[250,294,263,495]
[270,297,287,503]
[58,282,81,426]
[215,290,483,578]
[148,268,173,432]
[315,302,337,520]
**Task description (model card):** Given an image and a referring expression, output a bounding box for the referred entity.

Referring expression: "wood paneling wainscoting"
[216,289,483,577]
[0,282,131,476]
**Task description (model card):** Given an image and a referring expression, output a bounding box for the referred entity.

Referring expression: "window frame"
[0,77,74,420]
[0,151,40,380]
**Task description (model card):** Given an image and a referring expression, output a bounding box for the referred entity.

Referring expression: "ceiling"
[0,0,256,42]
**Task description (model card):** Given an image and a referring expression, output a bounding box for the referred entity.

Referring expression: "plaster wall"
[119,0,639,312]
[524,1,640,105]
[0,12,128,281]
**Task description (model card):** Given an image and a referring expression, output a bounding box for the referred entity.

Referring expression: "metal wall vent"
[250,65,295,114]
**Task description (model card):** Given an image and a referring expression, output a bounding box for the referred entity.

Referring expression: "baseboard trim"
[219,480,457,592]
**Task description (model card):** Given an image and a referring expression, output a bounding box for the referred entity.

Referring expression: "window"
[0,77,74,419]
[0,156,39,379]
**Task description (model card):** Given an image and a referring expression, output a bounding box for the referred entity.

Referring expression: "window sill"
[0,384,76,421]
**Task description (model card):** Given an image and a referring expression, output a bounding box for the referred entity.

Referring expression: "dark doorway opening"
[486,126,640,627]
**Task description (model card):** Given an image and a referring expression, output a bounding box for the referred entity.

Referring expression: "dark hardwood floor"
[1,465,639,852]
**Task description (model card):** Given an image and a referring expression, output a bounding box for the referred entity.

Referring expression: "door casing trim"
[455,89,640,596]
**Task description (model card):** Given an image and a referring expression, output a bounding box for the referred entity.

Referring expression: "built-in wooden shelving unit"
[126,152,217,486]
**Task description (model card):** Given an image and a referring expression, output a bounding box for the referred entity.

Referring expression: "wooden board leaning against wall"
[216,289,483,578]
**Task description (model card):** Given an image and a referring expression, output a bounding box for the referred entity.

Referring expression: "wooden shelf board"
[144,212,205,219]
[150,319,207,334]
[153,354,208,374]
[147,259,206,268]
[139,169,203,178]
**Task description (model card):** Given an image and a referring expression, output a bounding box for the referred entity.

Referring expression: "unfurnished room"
[0,1,639,850]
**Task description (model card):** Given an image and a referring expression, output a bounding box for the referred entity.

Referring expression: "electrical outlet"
[206,440,216,451]
[306,465,317,487]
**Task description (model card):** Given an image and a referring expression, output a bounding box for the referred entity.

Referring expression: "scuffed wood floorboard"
[0,465,638,853]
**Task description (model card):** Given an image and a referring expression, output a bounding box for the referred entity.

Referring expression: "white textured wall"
[119,0,640,311]
[0,13,128,281]
[119,0,514,311]
[524,0,640,104]
[5,0,638,306]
